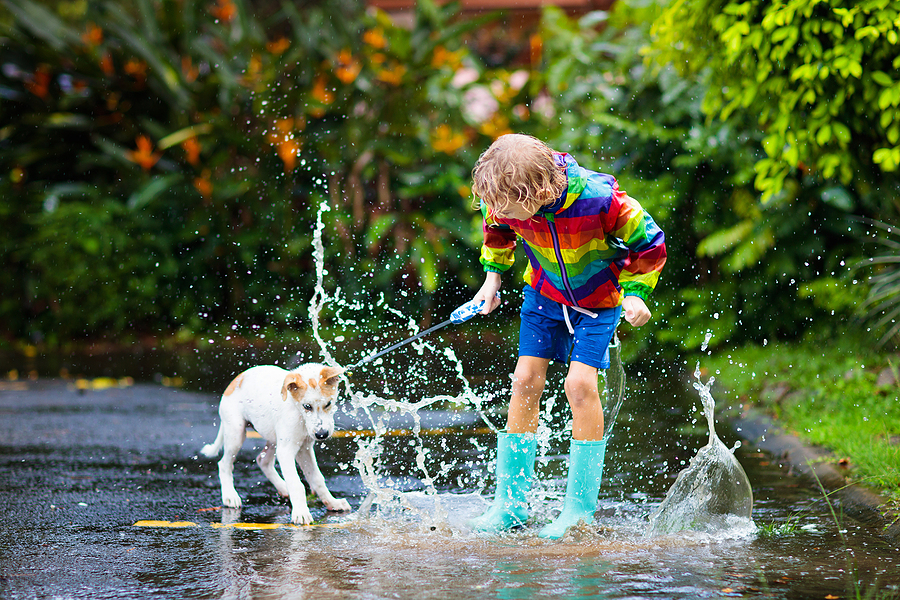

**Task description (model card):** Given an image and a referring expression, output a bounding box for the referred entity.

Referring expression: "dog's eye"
[324,401,332,409]
[303,403,313,411]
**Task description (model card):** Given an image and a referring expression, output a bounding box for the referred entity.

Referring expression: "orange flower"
[478,113,511,139]
[182,137,202,166]
[124,58,147,86]
[276,139,299,172]
[100,52,115,76]
[82,22,103,47]
[126,135,162,171]
[431,45,463,70]
[210,0,236,22]
[194,170,213,198]
[182,56,199,83]
[376,62,406,86]
[362,28,386,49]
[529,33,542,67]
[334,48,361,85]
[266,37,290,55]
[25,66,51,99]
[266,118,300,172]
[243,54,262,86]
[311,75,334,105]
[431,124,466,155]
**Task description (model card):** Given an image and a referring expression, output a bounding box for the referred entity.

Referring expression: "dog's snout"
[315,429,330,440]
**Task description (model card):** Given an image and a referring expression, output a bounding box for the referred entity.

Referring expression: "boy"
[468,134,666,539]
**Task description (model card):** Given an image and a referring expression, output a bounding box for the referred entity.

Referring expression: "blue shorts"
[518,286,621,369]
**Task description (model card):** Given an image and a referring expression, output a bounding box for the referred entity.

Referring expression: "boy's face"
[493,202,537,221]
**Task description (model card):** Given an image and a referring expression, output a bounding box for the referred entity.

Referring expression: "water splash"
[306,196,502,525]
[308,197,338,368]
[603,332,626,439]
[306,195,641,535]
[646,357,754,537]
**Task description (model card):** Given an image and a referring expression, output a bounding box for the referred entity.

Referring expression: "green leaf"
[820,186,854,211]
[815,124,832,145]
[158,124,214,150]
[832,122,851,144]
[365,214,395,249]
[872,71,893,87]
[2,0,81,51]
[126,174,182,210]
[697,220,754,257]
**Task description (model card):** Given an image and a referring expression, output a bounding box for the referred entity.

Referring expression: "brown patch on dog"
[319,367,344,397]
[224,373,245,396]
[281,373,308,402]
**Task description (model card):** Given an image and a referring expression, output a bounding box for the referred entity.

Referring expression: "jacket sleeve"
[608,184,667,300]
[479,201,517,273]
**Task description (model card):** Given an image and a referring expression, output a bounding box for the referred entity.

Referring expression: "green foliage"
[1,0,896,358]
[703,330,900,494]
[854,219,900,346]
[0,0,504,343]
[650,0,900,205]
[523,3,865,351]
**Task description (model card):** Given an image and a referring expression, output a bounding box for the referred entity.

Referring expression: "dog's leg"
[296,439,351,512]
[256,443,289,497]
[218,421,247,509]
[276,444,313,525]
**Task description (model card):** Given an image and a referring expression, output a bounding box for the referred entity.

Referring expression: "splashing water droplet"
[647,359,754,536]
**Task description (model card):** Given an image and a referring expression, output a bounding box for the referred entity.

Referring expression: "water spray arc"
[345,294,500,376]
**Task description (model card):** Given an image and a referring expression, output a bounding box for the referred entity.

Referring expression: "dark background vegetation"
[2,0,899,357]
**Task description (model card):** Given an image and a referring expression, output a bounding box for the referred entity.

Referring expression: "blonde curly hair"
[471,134,568,218]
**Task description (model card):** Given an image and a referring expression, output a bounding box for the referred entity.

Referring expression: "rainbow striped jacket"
[480,153,667,309]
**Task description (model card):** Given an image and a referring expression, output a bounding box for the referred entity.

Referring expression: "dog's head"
[281,365,343,441]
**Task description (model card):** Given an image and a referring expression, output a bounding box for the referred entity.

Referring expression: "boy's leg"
[470,356,547,533]
[506,356,550,433]
[565,360,604,440]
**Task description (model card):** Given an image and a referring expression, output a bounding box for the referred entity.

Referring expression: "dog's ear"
[318,366,344,396]
[281,373,308,402]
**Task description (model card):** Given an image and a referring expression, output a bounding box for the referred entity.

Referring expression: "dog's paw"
[325,498,352,512]
[291,507,314,526]
[222,491,243,509]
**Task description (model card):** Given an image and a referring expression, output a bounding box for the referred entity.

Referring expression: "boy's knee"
[513,365,545,392]
[564,373,598,405]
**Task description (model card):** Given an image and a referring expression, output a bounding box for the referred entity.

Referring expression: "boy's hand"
[474,272,502,314]
[622,296,651,327]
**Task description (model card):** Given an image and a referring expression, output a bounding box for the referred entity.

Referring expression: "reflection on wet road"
[1,379,898,599]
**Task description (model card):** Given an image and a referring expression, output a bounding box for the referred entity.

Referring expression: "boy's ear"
[536,188,556,203]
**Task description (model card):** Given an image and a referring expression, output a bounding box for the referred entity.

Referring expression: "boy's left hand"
[622,296,651,327]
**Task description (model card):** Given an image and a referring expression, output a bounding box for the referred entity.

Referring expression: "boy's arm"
[608,185,667,303]
[474,272,503,315]
[479,202,517,274]
[622,295,651,327]
[476,201,515,315]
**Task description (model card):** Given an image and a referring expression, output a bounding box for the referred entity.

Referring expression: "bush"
[0,0,505,343]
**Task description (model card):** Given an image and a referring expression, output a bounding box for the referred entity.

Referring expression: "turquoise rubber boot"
[538,437,607,539]
[469,432,537,532]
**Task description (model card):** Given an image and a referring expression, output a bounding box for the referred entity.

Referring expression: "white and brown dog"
[201,363,351,525]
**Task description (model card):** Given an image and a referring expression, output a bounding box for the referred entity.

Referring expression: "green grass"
[703,326,900,502]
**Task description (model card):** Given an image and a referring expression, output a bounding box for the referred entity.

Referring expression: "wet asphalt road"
[0,379,371,598]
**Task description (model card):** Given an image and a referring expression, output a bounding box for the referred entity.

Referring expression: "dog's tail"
[200,426,224,458]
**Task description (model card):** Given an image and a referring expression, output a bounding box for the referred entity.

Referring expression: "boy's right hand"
[474,272,503,314]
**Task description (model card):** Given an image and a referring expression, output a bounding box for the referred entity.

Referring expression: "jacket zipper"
[544,212,578,306]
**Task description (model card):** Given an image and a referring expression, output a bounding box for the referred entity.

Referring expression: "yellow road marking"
[134,520,198,528]
[331,426,494,439]
[245,426,494,440]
